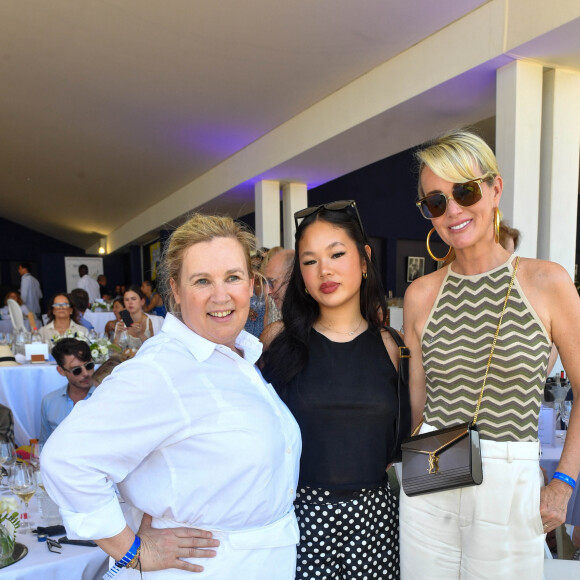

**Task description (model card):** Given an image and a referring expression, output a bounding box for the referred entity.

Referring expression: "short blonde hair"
[158,213,256,315]
[416,129,500,197]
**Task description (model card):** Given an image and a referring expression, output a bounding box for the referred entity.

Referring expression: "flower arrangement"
[90,337,121,363]
[90,301,112,312]
[49,329,90,347]
[0,496,20,561]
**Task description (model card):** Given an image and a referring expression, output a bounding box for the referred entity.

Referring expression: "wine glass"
[9,463,37,531]
[0,441,16,489]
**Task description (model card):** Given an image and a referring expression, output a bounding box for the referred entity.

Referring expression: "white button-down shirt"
[77,274,101,304]
[41,313,301,542]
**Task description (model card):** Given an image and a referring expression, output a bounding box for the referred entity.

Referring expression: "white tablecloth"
[544,558,580,578]
[83,311,116,337]
[540,432,580,526]
[0,495,109,580]
[0,365,64,445]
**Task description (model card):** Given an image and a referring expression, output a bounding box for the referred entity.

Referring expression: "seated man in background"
[40,338,95,444]
[69,288,95,332]
[261,248,294,332]
[97,274,112,300]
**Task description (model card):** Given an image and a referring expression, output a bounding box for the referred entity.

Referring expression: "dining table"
[0,493,109,579]
[0,364,64,446]
[83,311,116,338]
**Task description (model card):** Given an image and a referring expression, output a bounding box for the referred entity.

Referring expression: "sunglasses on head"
[415,176,492,219]
[294,200,365,236]
[61,360,95,376]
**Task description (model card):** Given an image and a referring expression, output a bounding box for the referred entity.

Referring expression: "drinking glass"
[9,463,37,531]
[560,401,573,431]
[29,442,42,471]
[0,441,16,488]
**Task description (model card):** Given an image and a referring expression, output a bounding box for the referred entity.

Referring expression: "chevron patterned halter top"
[422,256,551,442]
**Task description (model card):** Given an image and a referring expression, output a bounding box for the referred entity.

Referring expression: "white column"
[495,61,543,258]
[254,180,280,248]
[282,182,308,249]
[538,68,580,279]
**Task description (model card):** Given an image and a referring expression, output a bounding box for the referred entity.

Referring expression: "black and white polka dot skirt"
[294,483,399,580]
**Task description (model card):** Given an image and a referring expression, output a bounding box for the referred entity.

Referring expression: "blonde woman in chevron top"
[400,129,580,579]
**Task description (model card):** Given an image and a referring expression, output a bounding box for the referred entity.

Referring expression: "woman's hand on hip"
[540,479,572,533]
[138,513,220,572]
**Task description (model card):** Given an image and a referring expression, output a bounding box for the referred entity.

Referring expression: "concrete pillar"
[282,182,308,249]
[254,180,281,248]
[538,68,580,279]
[495,61,543,258]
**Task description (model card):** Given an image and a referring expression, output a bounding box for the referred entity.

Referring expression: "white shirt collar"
[162,313,263,365]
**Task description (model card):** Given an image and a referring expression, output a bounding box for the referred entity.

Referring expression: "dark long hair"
[261,206,387,388]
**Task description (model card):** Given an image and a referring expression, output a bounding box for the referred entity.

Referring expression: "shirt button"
[289,488,294,495]
[286,447,292,454]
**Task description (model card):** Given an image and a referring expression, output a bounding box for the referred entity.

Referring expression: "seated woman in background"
[39,293,88,344]
[104,298,125,340]
[141,280,166,317]
[113,286,154,350]
[1,290,38,330]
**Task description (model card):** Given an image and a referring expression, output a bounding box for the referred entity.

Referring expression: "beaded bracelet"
[103,535,141,580]
[552,471,576,490]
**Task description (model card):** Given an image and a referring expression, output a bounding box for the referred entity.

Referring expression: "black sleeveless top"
[281,327,399,490]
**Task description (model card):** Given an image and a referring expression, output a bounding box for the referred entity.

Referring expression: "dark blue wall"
[0,217,127,312]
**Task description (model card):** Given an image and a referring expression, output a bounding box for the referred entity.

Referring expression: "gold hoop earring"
[362,272,368,280]
[493,207,500,244]
[426,228,452,262]
[305,287,309,295]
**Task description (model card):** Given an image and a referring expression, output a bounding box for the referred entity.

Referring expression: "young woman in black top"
[261,201,401,580]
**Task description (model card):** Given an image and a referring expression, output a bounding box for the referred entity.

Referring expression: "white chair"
[7,299,25,333]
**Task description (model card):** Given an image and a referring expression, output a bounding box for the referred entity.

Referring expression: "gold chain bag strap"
[401,257,520,496]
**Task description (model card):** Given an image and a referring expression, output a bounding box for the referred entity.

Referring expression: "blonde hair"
[416,129,500,197]
[159,213,256,315]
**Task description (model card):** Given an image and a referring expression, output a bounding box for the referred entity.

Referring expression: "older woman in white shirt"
[41,214,301,579]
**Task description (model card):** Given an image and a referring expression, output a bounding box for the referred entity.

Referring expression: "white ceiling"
[1,1,580,251]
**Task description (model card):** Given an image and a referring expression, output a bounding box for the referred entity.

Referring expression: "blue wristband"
[103,536,141,580]
[552,471,576,490]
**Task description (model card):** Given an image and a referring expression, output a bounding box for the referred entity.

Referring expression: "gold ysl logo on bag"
[428,452,439,474]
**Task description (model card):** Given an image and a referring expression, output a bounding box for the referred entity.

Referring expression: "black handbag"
[383,326,411,464]
[401,257,520,496]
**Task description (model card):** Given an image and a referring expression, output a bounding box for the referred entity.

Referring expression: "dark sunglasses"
[294,200,365,236]
[47,538,62,553]
[61,360,95,376]
[415,176,492,219]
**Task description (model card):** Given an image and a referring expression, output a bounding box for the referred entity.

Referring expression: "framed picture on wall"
[406,256,425,282]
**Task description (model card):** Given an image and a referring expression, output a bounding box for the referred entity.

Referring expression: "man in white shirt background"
[18,262,42,317]
[76,264,101,305]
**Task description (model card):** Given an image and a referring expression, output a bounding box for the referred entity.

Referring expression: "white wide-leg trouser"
[400,427,545,580]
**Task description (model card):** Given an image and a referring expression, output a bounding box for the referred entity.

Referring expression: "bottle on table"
[31,328,42,343]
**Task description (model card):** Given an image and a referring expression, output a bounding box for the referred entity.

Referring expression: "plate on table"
[0,543,28,568]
